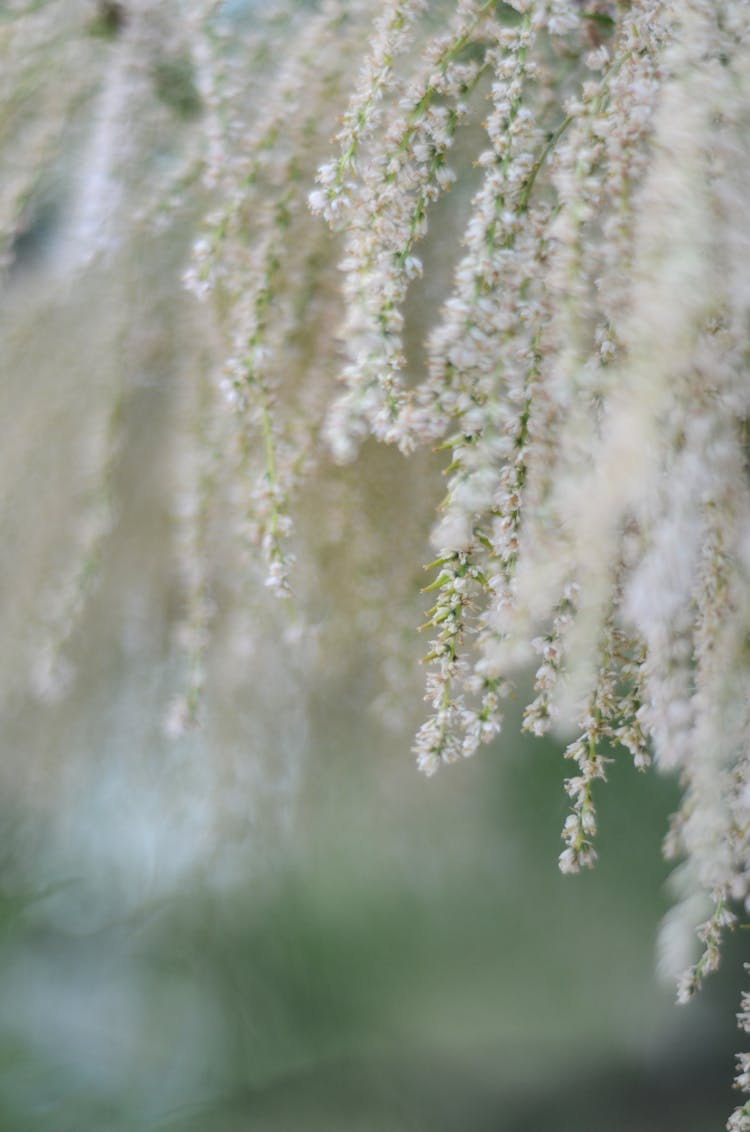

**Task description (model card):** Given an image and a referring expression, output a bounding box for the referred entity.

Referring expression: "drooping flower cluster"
[305,3,750,1121]
[6,1,750,1124]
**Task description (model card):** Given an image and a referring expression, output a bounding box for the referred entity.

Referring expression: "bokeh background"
[0,2,746,1129]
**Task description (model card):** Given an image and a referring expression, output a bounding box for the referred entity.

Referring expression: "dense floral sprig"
[309,6,750,1101]
[313,0,511,458]
[730,965,750,1131]
[187,0,373,594]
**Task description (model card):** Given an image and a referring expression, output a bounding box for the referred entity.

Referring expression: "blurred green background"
[0,663,745,1131]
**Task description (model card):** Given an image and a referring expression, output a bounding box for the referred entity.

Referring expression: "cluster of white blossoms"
[279,1,750,1120]
[6,0,750,1124]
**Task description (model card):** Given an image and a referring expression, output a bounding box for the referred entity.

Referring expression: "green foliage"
[152,56,202,119]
